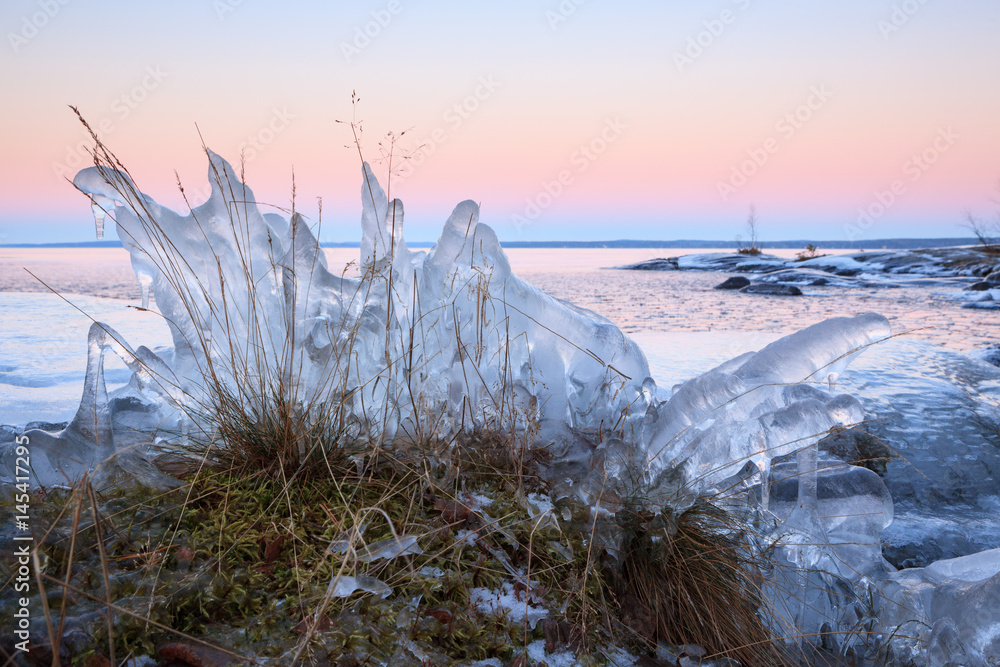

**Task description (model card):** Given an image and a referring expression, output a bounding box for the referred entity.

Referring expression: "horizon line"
[0,237,980,250]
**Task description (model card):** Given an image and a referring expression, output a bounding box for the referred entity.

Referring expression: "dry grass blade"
[86,481,115,667]
[52,483,85,664]
[613,499,795,666]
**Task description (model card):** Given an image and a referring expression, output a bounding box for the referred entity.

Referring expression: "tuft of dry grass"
[611,498,795,666]
[194,382,356,482]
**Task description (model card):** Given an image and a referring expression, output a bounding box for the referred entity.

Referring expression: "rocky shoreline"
[617,246,1000,278]
[618,246,1000,306]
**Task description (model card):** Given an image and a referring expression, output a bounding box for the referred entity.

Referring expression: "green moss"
[1,421,804,665]
[1,445,634,664]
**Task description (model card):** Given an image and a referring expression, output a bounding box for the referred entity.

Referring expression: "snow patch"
[469,582,548,630]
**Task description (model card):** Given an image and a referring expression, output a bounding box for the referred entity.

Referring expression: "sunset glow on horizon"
[2,0,998,245]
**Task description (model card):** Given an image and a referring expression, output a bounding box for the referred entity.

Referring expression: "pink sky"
[2,0,998,244]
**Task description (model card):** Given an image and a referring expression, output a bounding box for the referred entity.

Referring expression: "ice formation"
[644,312,888,498]
[7,147,1000,662]
[66,155,653,471]
[56,153,891,502]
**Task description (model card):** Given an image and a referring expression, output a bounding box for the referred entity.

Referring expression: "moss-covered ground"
[0,440,640,666]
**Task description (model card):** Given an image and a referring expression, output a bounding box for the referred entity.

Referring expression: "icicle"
[91,197,105,239]
[137,272,152,309]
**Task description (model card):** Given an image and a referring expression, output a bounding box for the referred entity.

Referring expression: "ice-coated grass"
[0,110,614,664]
[0,108,918,666]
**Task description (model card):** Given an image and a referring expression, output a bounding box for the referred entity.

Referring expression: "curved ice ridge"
[70,155,653,460]
[58,153,890,500]
[10,148,973,659]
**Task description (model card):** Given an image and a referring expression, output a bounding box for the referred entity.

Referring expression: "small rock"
[753,268,843,286]
[969,281,992,291]
[740,283,803,296]
[678,644,707,658]
[293,615,332,635]
[620,257,679,271]
[714,276,750,290]
[158,642,238,667]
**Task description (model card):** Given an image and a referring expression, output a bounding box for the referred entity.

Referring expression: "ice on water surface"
[7,147,1000,662]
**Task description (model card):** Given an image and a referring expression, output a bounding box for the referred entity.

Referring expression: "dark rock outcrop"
[974,345,1000,368]
[740,283,803,296]
[624,257,678,271]
[818,427,894,476]
[714,276,750,290]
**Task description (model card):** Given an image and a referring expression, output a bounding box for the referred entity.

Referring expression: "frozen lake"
[5,244,998,569]
[2,245,998,419]
[3,233,1000,661]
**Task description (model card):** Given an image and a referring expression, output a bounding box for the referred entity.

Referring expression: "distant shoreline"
[0,237,980,250]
